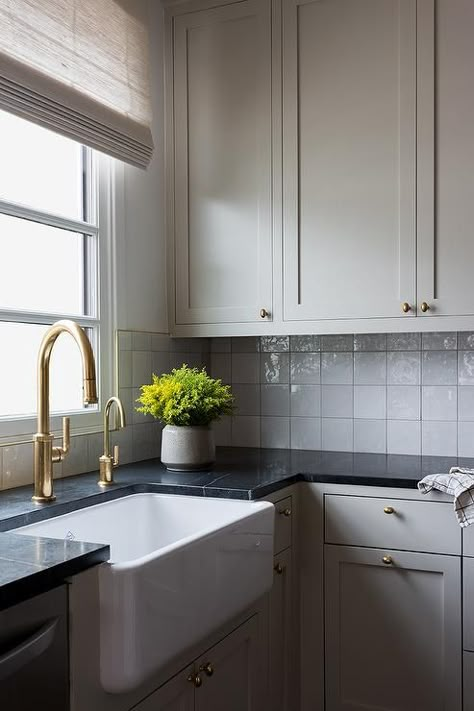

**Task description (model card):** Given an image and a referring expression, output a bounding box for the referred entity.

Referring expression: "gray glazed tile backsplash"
[210,331,474,457]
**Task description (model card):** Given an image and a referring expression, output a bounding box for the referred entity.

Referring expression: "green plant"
[136,365,234,426]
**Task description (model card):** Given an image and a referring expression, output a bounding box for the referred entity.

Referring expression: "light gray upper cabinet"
[325,544,462,711]
[417,0,474,317]
[282,0,417,322]
[172,0,273,326]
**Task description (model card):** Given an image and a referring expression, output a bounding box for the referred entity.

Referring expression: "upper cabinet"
[170,0,273,326]
[282,0,416,322]
[417,0,474,318]
[166,0,474,335]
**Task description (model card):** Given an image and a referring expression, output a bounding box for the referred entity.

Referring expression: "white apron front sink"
[16,493,274,693]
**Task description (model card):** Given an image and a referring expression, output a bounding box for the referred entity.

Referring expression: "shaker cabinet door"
[173,0,273,326]
[282,0,416,322]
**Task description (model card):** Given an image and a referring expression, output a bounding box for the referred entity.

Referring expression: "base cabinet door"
[325,545,461,711]
[194,616,262,711]
[131,667,194,711]
[269,549,294,711]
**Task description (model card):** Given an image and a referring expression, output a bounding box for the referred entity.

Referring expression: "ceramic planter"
[161,424,215,471]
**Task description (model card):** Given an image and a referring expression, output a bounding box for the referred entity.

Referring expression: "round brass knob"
[401,302,411,313]
[420,301,430,313]
[199,662,214,677]
[187,673,202,688]
[382,556,393,566]
[383,506,395,515]
[279,507,292,517]
[260,308,269,319]
[274,563,284,575]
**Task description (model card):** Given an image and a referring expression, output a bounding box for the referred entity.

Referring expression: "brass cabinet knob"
[199,662,214,677]
[260,308,269,319]
[278,507,292,517]
[382,556,393,565]
[420,301,430,313]
[187,672,202,688]
[274,562,285,575]
[401,302,411,313]
[383,506,395,515]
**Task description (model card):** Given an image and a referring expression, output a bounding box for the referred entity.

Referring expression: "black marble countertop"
[0,446,470,610]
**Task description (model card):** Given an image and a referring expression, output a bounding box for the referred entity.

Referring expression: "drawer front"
[274,496,292,554]
[325,494,461,555]
[465,653,474,711]
[464,558,474,651]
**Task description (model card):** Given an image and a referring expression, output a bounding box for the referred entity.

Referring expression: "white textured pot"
[161,425,215,471]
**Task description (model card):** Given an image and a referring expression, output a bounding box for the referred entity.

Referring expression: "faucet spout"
[33,319,98,503]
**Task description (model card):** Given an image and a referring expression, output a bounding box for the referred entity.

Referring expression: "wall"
[210,332,474,458]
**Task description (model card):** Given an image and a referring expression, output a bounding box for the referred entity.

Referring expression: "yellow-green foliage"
[136,365,234,426]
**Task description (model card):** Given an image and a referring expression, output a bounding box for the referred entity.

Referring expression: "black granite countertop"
[0,446,470,610]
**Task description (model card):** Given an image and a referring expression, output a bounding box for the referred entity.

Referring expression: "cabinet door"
[132,667,194,711]
[282,0,416,321]
[325,545,461,711]
[269,550,294,711]
[173,0,272,325]
[417,0,474,316]
[194,616,262,711]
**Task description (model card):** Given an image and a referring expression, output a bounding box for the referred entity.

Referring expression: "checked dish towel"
[418,467,474,527]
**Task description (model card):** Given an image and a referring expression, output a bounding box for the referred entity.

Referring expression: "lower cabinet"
[464,653,474,711]
[133,616,261,711]
[324,544,462,711]
[269,548,294,711]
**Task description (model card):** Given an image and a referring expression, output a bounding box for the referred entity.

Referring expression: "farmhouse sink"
[16,492,274,693]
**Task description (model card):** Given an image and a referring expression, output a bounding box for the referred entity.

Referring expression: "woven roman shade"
[0,0,153,168]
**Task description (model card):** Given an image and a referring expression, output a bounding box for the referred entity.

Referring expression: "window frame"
[0,150,116,444]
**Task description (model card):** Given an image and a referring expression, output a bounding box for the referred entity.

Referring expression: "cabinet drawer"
[274,496,292,554]
[325,494,461,555]
[464,558,474,651]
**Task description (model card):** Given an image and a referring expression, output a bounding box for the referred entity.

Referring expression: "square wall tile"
[290,353,321,384]
[322,418,354,452]
[231,337,260,353]
[459,351,474,385]
[118,350,132,388]
[354,334,387,351]
[354,352,386,385]
[261,353,290,384]
[422,351,457,385]
[422,421,458,456]
[321,385,353,418]
[458,333,474,350]
[151,334,170,352]
[354,385,386,419]
[212,416,232,446]
[459,422,474,457]
[291,417,321,450]
[387,352,421,385]
[232,416,261,447]
[2,443,34,488]
[321,334,353,352]
[387,333,421,351]
[387,420,421,455]
[232,353,260,383]
[261,417,290,449]
[152,352,170,377]
[261,385,290,416]
[132,351,152,387]
[422,332,457,350]
[459,387,474,421]
[232,384,260,416]
[387,386,420,420]
[118,331,132,351]
[422,386,457,421]
[290,335,320,352]
[210,337,231,353]
[354,419,386,454]
[211,353,231,384]
[132,332,151,351]
[291,385,321,417]
[321,353,353,385]
[260,336,290,352]
[60,435,90,477]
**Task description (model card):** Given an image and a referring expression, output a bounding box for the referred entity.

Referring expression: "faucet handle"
[113,445,120,467]
[52,417,70,462]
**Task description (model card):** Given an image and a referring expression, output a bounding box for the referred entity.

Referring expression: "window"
[0,109,114,442]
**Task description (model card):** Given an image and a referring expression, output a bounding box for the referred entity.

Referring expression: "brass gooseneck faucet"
[33,320,98,503]
[98,396,126,487]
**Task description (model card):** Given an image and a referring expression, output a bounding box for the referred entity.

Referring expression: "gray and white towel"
[418,467,474,527]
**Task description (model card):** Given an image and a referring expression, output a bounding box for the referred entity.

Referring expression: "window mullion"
[0,198,98,236]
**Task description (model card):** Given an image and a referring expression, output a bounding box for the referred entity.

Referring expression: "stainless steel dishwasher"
[0,584,69,710]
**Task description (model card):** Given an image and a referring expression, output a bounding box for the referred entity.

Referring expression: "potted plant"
[136,365,233,471]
